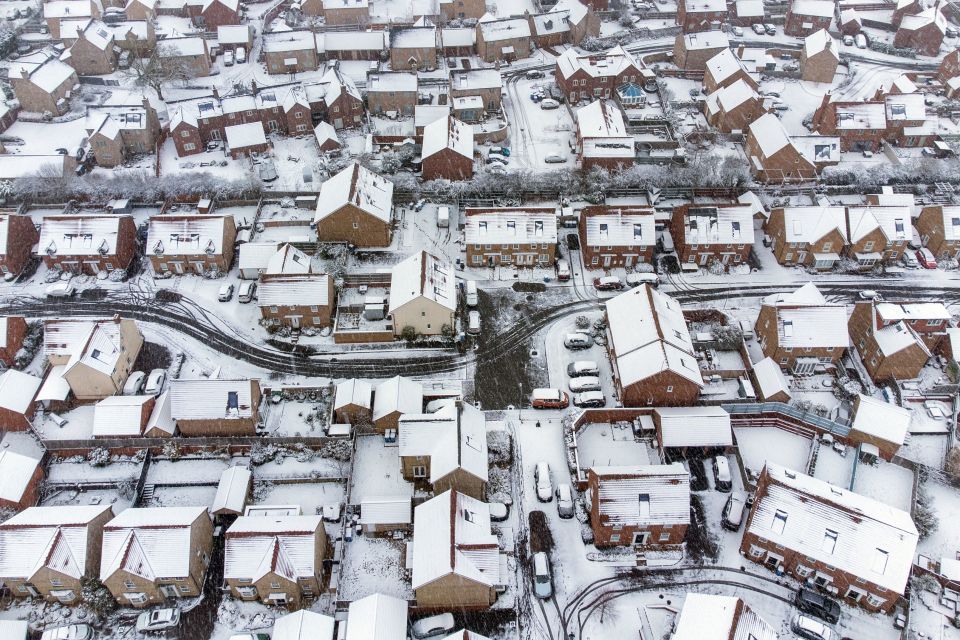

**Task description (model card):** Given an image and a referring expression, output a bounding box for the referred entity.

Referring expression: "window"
[609,534,621,543]
[822,242,833,252]
[184,143,196,151]
[666,385,673,393]
[270,306,278,313]
[771,510,788,534]
[863,241,874,252]
[270,582,281,589]
[352,222,359,229]
[295,111,304,118]
[296,124,308,132]
[748,545,765,558]
[181,131,190,138]
[310,305,319,312]
[659,532,671,542]
[178,585,191,594]
[866,594,885,608]
[412,465,426,478]
[50,578,63,587]
[795,565,813,578]
[124,581,136,590]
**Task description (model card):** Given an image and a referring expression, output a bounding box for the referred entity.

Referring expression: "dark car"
[593,276,624,291]
[795,588,841,624]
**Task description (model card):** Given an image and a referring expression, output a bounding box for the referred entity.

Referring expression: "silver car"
[533,552,553,598]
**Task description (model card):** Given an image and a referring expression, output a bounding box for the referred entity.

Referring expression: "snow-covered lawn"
[851,459,914,512]
[337,535,412,601]
[147,457,231,485]
[916,479,960,561]
[349,436,412,504]
[734,427,812,479]
[812,442,855,488]
[145,484,218,508]
[46,459,142,484]
[575,422,652,469]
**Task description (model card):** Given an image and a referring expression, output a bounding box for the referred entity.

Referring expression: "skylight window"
[872,548,889,573]
[822,529,838,553]
[772,510,787,534]
[638,494,650,518]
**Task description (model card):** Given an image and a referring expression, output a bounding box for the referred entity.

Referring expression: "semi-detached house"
[464,207,558,267]
[765,205,848,269]
[670,203,755,269]
[147,213,237,274]
[578,205,656,269]
[39,215,137,275]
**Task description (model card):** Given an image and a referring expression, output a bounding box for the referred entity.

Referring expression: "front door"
[172,262,184,274]
[334,118,343,128]
[603,255,612,267]
[288,316,302,329]
[845,587,865,603]
[268,120,279,132]
[624,255,633,267]
[699,253,710,265]
[797,251,807,264]
[160,585,178,598]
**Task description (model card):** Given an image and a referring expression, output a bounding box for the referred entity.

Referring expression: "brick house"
[848,394,913,460]
[169,378,261,436]
[440,27,475,56]
[464,207,558,267]
[389,26,438,71]
[811,94,887,152]
[556,45,644,104]
[450,69,502,112]
[421,116,474,182]
[100,507,213,608]
[730,0,765,26]
[321,0,369,26]
[0,448,42,511]
[605,285,703,406]
[126,0,157,20]
[39,215,137,275]
[476,16,531,63]
[845,206,912,267]
[784,0,834,36]
[937,47,960,83]
[916,205,960,259]
[0,316,28,368]
[439,0,485,20]
[305,65,364,129]
[44,0,97,40]
[575,99,634,171]
[0,214,40,276]
[741,463,917,614]
[703,48,758,94]
[872,300,952,350]
[10,54,78,115]
[677,0,727,32]
[674,595,778,640]
[87,102,161,166]
[387,251,456,337]
[147,214,237,274]
[366,72,418,117]
[767,205,847,269]
[258,274,334,329]
[313,162,393,247]
[197,0,240,29]
[263,31,319,74]
[670,203,755,269]
[839,7,862,34]
[398,401,487,499]
[892,0,923,27]
[704,79,765,133]
[0,505,114,604]
[333,379,371,424]
[216,24,253,52]
[894,4,946,56]
[849,300,930,382]
[223,515,328,608]
[0,370,41,432]
[169,106,204,156]
[745,113,839,182]
[220,94,260,128]
[673,31,729,71]
[225,122,269,158]
[755,283,848,373]
[579,205,656,269]
[157,36,211,77]
[372,375,423,433]
[92,395,157,438]
[317,31,385,61]
[63,20,118,76]
[257,87,312,135]
[588,464,690,548]
[800,29,839,83]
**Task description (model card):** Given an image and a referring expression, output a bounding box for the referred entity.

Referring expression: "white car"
[144,369,167,394]
[218,283,235,301]
[544,153,566,163]
[41,626,93,640]
[411,613,456,638]
[46,281,76,298]
[123,371,146,395]
[533,552,553,599]
[534,461,552,502]
[467,310,481,335]
[858,289,881,300]
[540,98,560,110]
[136,608,181,633]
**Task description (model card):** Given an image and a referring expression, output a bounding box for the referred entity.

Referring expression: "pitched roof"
[169,378,258,420]
[398,401,488,484]
[224,515,323,582]
[257,274,331,308]
[388,250,456,315]
[0,369,42,414]
[422,115,473,161]
[850,395,912,447]
[100,507,208,581]
[334,378,372,410]
[147,214,228,257]
[583,208,656,247]
[39,215,128,258]
[464,208,558,245]
[556,46,640,80]
[372,376,424,422]
[655,407,733,447]
[778,206,848,243]
[211,466,251,515]
[673,594,777,640]
[0,450,41,503]
[590,464,690,527]
[92,395,152,437]
[314,163,393,225]
[678,204,755,246]
[273,610,335,640]
[266,243,312,275]
[346,593,408,640]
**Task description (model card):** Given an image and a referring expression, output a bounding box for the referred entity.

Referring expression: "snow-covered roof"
[899,5,947,33]
[775,303,849,349]
[92,395,152,437]
[928,205,960,241]
[875,301,951,323]
[605,285,703,389]
[221,94,256,114]
[334,379,372,410]
[442,27,475,47]
[258,274,331,308]
[752,357,791,401]
[464,207,558,244]
[882,74,918,95]
[319,31,387,54]
[706,79,759,115]
[217,24,251,44]
[398,401,487,484]
[13,55,76,93]
[202,0,239,14]
[100,507,208,581]
[835,101,886,130]
[450,69,501,91]
[37,364,71,403]
[705,48,750,84]
[791,0,834,15]
[839,7,860,23]
[411,490,499,590]
[263,30,316,52]
[576,99,627,138]
[422,115,473,161]
[736,0,765,17]
[0,450,40,503]
[273,611,335,640]
[373,375,423,425]
[885,92,926,121]
[673,594,777,640]
[748,113,792,158]
[225,122,267,150]
[322,0,367,7]
[846,206,911,244]
[211,466,251,515]
[238,241,281,271]
[78,19,113,49]
[44,0,92,19]
[584,208,656,247]
[556,46,640,81]
[39,215,127,258]
[157,36,207,57]
[531,10,571,36]
[169,378,258,421]
[683,0,726,12]
[266,243,311,275]
[0,369,42,414]
[681,31,729,50]
[224,515,323,582]
[147,214,228,257]
[388,250,456,315]
[655,407,732,448]
[679,205,755,246]
[850,395,911,447]
[391,26,436,48]
[145,390,175,436]
[804,29,837,58]
[367,71,418,93]
[478,16,531,41]
[590,464,690,527]
[346,593,408,640]
[358,496,412,526]
[751,463,918,594]
[874,320,928,357]
[314,121,340,148]
[315,162,393,225]
[779,206,848,243]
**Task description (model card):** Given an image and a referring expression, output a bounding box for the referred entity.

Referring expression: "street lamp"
[518,382,523,422]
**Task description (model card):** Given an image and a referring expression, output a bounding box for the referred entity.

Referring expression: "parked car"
[732,26,743,36]
[46,281,76,298]
[485,154,509,164]
[489,501,510,522]
[532,552,553,598]
[916,247,937,269]
[526,69,545,79]
[843,34,854,46]
[532,388,569,409]
[752,23,766,34]
[625,272,659,288]
[223,50,234,65]
[721,491,747,530]
[136,609,181,633]
[795,588,842,624]
[534,462,553,502]
[555,483,575,518]
[556,258,571,280]
[144,369,167,395]
[467,310,481,334]
[764,23,776,34]
[567,360,600,377]
[593,275,624,291]
[411,613,456,638]
[855,33,867,48]
[218,283,235,301]
[238,281,257,303]
[568,376,601,393]
[41,627,93,640]
[123,371,147,395]
[530,92,544,103]
[540,98,560,110]
[465,280,478,306]
[564,332,593,349]
[858,289,881,300]
[791,614,837,640]
[901,251,919,268]
[236,46,246,63]
[713,455,732,492]
[573,390,605,408]
[489,146,510,157]
[544,153,566,163]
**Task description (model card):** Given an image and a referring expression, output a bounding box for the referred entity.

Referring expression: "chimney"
[211,87,219,99]
[737,44,745,58]
[250,79,257,92]
[19,66,29,79]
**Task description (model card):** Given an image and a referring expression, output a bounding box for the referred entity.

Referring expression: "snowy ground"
[734,427,813,480]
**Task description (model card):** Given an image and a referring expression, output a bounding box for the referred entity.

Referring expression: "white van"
[568,376,601,392]
[534,462,552,502]
[556,258,571,281]
[713,455,732,492]
[236,46,246,63]
[437,205,450,228]
[566,360,599,377]
[465,280,478,306]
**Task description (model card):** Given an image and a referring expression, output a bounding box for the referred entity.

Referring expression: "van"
[713,455,732,492]
[224,50,234,65]
[238,281,257,303]
[568,376,601,393]
[625,272,659,288]
[534,462,552,502]
[437,205,449,228]
[467,310,481,334]
[555,484,574,518]
[556,258,571,281]
[563,332,593,350]
[236,46,246,63]
[566,360,599,377]
[721,491,747,530]
[532,552,552,598]
[532,388,569,409]
[465,280,478,306]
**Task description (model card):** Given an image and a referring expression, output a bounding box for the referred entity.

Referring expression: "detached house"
[587,464,690,548]
[411,490,500,609]
[873,300,952,350]
[476,15,531,63]
[44,317,143,401]
[258,274,335,329]
[766,206,848,269]
[800,29,839,83]
[755,283,848,373]
[197,0,240,29]
[156,37,211,78]
[314,163,393,247]
[784,0,833,36]
[704,79,765,133]
[677,0,727,32]
[263,31,319,74]
[224,515,328,608]
[169,378,262,436]
[0,215,41,276]
[450,69,503,113]
[388,250,456,337]
[670,203,755,269]
[742,463,917,614]
[605,285,703,406]
[673,594,777,640]
[100,507,213,608]
[320,0,369,25]
[894,3,946,56]
[62,20,117,76]
[0,505,114,604]
[147,214,237,274]
[849,300,932,381]
[673,31,729,71]
[0,448,43,510]
[11,54,78,115]
[845,206,912,267]
[848,394,912,460]
[556,46,643,105]
[916,205,960,259]
[365,72,418,117]
[421,116,474,182]
[579,205,656,269]
[464,207,558,267]
[389,26,438,71]
[39,215,137,275]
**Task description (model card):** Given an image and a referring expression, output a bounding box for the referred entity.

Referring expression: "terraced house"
[578,205,656,269]
[670,203,755,269]
[464,207,558,267]
[39,214,137,275]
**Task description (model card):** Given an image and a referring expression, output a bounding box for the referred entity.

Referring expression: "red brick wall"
[0,316,28,367]
[0,216,39,276]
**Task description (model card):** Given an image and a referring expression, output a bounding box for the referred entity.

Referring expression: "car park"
[136,608,181,633]
[555,483,574,518]
[411,613,456,638]
[532,552,553,598]
[564,332,593,349]
[573,390,605,408]
[567,360,599,377]
[721,491,747,530]
[795,588,842,624]
[145,369,167,395]
[540,98,560,110]
[593,276,624,290]
[532,388,569,409]
[916,247,937,269]
[123,371,146,395]
[218,283,235,301]
[791,614,837,640]
[568,376,601,393]
[713,455,732,491]
[534,462,553,502]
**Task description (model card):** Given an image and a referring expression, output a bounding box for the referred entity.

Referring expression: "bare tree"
[126,42,198,100]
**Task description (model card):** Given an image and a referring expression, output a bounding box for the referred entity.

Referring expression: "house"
[587,464,690,547]
[317,31,386,61]
[169,106,205,157]
[555,46,643,104]
[314,163,393,247]
[839,7,862,34]
[745,113,839,182]
[575,99,634,171]
[450,69,503,113]
[304,65,364,129]
[10,54,78,115]
[0,215,40,277]
[366,72,418,117]
[388,251,456,337]
[0,505,114,604]
[92,395,157,438]
[894,3,946,56]
[321,0,369,26]
[372,376,423,433]
[543,0,600,46]
[938,46,960,83]
[398,400,488,499]
[673,594,777,640]
[703,49,758,93]
[0,449,43,511]
[314,122,341,152]
[893,0,923,27]
[476,15,531,63]
[730,0,764,26]
[265,243,312,275]
[845,206,912,267]
[670,204,755,269]
[421,116,474,182]
[258,274,334,329]
[440,0,485,19]
[916,205,960,259]
[224,515,327,607]
[741,463,917,613]
[62,20,117,76]
[765,206,848,269]
[750,357,792,402]
[0,370,41,432]
[345,593,408,640]
[211,466,252,518]
[0,316,27,368]
[411,490,500,609]
[100,507,213,608]
[43,0,96,39]
[849,301,930,382]
[125,0,157,19]
[389,27,438,71]
[263,31,319,74]
[872,300,952,350]
[677,0,727,32]
[848,394,912,460]
[143,391,175,437]
[654,407,733,451]
[579,205,656,269]
[605,285,703,406]
[334,379,372,424]
[673,31,729,71]
[156,37,211,78]
[217,24,253,52]
[755,283,848,373]
[86,101,161,165]
[464,207,558,267]
[220,94,259,127]
[258,86,313,135]
[147,214,237,275]
[800,29,839,83]
[109,19,158,55]
[169,378,261,436]
[441,27,476,56]
[225,122,269,158]
[238,241,281,279]
[39,215,137,275]
[198,0,240,29]
[811,95,888,152]
[704,79,765,133]
[784,0,833,36]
